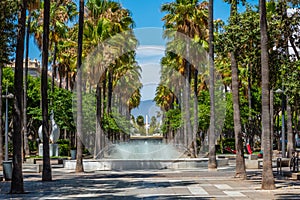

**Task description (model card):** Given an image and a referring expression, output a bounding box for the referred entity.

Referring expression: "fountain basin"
[63,158,229,171]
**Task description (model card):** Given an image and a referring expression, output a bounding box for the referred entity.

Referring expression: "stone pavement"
[0,166,300,199]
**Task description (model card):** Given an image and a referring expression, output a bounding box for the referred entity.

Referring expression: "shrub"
[220,138,235,153]
[57,139,71,156]
[28,140,38,152]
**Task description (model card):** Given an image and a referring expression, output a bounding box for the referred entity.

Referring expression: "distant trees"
[159,0,208,156]
[136,115,145,127]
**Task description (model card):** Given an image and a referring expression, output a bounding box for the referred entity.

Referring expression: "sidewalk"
[0,166,299,199]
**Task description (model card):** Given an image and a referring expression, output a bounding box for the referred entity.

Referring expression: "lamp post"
[2,87,14,161]
[2,87,14,181]
[275,88,285,157]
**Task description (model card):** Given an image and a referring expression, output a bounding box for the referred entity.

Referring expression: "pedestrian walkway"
[0,166,300,199]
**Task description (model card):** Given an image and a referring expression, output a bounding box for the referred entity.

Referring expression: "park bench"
[23,163,43,173]
[276,151,300,175]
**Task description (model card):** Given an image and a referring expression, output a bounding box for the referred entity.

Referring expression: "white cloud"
[136,45,165,57]
[136,45,165,64]
[140,63,161,84]
[135,45,164,100]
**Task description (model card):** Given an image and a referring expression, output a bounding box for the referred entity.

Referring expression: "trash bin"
[70,150,77,160]
[3,161,12,181]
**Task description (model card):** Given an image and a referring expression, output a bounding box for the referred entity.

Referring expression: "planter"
[70,150,77,160]
[3,161,12,181]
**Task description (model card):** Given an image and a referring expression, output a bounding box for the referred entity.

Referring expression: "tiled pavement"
[1,167,300,199]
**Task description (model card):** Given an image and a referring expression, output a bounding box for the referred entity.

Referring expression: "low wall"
[64,158,229,171]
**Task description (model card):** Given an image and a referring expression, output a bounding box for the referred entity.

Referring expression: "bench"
[276,157,300,175]
[23,164,43,173]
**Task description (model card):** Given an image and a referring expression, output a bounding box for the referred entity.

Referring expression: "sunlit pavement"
[1,166,300,199]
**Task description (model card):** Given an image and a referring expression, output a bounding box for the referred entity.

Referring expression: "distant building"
[6,58,41,77]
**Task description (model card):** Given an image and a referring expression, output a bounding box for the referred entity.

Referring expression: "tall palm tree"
[227,0,246,179]
[76,0,84,173]
[260,0,275,190]
[49,0,77,92]
[41,0,52,181]
[161,0,208,154]
[11,0,27,193]
[84,0,138,146]
[208,0,217,169]
[23,0,40,158]
[30,0,77,90]
[56,36,77,89]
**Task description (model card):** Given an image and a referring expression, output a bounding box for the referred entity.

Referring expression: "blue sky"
[27,0,257,102]
[28,0,260,60]
[28,0,248,60]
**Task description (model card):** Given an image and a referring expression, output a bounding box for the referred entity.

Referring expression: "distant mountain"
[131,100,162,121]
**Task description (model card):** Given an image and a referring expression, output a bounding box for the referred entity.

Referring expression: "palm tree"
[30,0,77,90]
[11,0,27,193]
[260,0,275,190]
[48,0,77,92]
[161,0,208,154]
[41,0,52,181]
[23,0,40,158]
[56,36,77,89]
[208,0,217,169]
[76,0,84,173]
[227,0,246,179]
[84,0,138,146]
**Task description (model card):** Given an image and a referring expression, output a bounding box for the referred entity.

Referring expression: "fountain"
[64,136,229,171]
[107,139,184,160]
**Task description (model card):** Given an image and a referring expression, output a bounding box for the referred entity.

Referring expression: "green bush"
[57,139,71,156]
[28,140,38,152]
[220,138,235,153]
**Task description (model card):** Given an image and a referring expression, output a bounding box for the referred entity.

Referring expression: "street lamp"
[2,87,14,181]
[2,87,14,161]
[275,88,285,158]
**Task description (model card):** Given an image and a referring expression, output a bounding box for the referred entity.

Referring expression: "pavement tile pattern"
[0,167,300,199]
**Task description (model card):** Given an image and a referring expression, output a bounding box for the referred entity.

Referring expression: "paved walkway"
[0,166,300,199]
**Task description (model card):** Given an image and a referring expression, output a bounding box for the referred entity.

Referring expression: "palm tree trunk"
[59,67,63,88]
[286,96,294,158]
[23,11,31,158]
[193,70,198,157]
[95,84,102,158]
[260,0,275,190]
[42,0,52,182]
[11,0,27,193]
[231,53,246,178]
[247,64,252,144]
[182,81,187,147]
[0,64,3,167]
[184,62,192,152]
[208,0,217,169]
[270,89,274,158]
[51,42,57,93]
[75,0,84,173]
[229,0,246,178]
[66,72,69,90]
